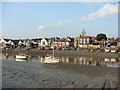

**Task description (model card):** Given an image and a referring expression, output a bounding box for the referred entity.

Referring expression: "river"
[0,52,119,68]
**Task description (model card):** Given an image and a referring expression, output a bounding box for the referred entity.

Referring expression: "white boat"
[104,58,110,62]
[16,59,28,62]
[105,48,110,52]
[42,43,60,63]
[110,47,118,53]
[110,58,116,62]
[43,57,59,63]
[111,50,116,53]
[16,54,28,59]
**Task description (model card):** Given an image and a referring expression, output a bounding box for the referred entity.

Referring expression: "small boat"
[42,43,59,63]
[42,56,59,63]
[16,54,28,59]
[105,48,110,52]
[104,58,110,62]
[16,59,28,62]
[110,58,116,62]
[110,47,118,53]
[111,50,117,53]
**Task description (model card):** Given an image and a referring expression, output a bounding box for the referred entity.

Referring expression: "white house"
[0,39,14,45]
[41,38,50,47]
[0,39,11,45]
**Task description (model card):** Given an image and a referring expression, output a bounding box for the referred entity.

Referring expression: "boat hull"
[16,55,28,59]
[16,59,28,61]
[42,58,59,63]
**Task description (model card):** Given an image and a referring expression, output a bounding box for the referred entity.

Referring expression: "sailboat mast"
[53,42,54,58]
[52,35,55,58]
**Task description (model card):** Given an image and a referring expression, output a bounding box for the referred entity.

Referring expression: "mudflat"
[2,49,118,58]
[2,60,118,88]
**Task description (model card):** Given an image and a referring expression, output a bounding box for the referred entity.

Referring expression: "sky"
[1,1,119,39]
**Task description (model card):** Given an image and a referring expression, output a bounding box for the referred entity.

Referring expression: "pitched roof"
[44,38,50,41]
[11,40,19,44]
[3,38,11,42]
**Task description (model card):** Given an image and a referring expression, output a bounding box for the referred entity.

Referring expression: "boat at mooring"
[16,54,28,59]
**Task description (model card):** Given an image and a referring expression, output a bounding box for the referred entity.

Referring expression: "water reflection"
[16,59,28,62]
[0,53,120,68]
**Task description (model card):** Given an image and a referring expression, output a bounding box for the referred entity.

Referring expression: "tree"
[96,33,107,41]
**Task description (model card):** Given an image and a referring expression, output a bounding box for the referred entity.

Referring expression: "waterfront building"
[74,37,79,48]
[78,30,93,48]
[41,38,50,47]
[81,30,86,36]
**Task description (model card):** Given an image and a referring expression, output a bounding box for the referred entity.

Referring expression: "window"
[87,38,89,44]
[43,41,45,45]
[80,38,82,43]
[83,38,86,44]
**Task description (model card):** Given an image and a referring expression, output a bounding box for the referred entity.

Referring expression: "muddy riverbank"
[2,60,119,88]
[2,49,119,58]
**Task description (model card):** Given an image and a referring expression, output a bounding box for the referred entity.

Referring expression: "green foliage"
[96,33,107,41]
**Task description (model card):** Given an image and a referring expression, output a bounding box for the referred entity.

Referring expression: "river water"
[0,53,120,68]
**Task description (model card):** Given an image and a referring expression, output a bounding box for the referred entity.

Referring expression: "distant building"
[99,39,107,47]
[41,38,50,47]
[79,36,93,45]
[0,38,20,48]
[115,38,120,47]
[73,30,95,48]
[32,38,42,47]
[78,30,93,47]
[53,37,74,48]
[81,30,86,36]
[74,37,79,47]
[50,37,60,47]
[65,37,74,47]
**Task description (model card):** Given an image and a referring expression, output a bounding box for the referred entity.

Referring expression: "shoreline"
[2,49,118,58]
[2,60,119,88]
[2,49,119,88]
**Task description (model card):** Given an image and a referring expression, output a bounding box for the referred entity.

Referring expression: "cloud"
[37,20,72,30]
[48,21,72,26]
[81,3,118,21]
[37,25,45,30]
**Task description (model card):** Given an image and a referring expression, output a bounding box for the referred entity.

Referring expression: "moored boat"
[42,57,59,63]
[16,59,28,61]
[42,42,60,63]
[16,54,28,59]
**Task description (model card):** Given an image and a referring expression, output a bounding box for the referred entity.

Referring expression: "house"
[74,37,79,47]
[107,38,116,43]
[53,39,65,47]
[54,37,73,48]
[99,39,107,47]
[18,40,23,45]
[0,39,20,48]
[78,30,93,48]
[0,38,14,48]
[115,38,120,47]
[25,39,33,47]
[106,38,116,47]
[41,38,50,47]
[11,40,19,46]
[17,39,28,47]
[65,37,74,47]
[53,37,74,48]
[49,37,60,47]
[32,38,42,47]
[79,36,93,45]
[0,38,11,45]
